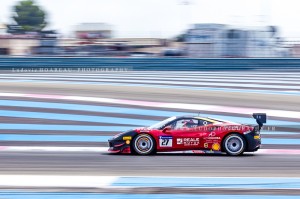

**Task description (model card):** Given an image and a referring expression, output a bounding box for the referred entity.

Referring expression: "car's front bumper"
[108,139,131,154]
[107,130,138,154]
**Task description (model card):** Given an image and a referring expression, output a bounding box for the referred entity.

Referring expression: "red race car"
[108,113,266,156]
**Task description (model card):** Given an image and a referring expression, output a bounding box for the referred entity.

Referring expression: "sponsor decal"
[204,140,218,144]
[180,125,252,132]
[192,150,205,154]
[212,143,221,151]
[177,138,183,145]
[183,138,200,146]
[159,136,173,147]
[125,140,130,144]
[123,136,132,140]
[254,135,261,140]
[209,132,216,137]
[205,140,219,144]
[204,136,221,140]
[205,132,221,140]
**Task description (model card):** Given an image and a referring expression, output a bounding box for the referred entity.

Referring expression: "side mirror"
[162,126,172,134]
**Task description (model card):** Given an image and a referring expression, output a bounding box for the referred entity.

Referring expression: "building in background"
[291,44,300,57]
[58,37,173,57]
[74,23,113,39]
[32,30,59,55]
[0,21,293,57]
[0,24,8,55]
[0,24,7,35]
[185,23,288,58]
[0,34,39,56]
[185,24,226,58]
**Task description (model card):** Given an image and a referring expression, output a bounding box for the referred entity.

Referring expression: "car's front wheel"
[223,133,246,156]
[132,134,155,155]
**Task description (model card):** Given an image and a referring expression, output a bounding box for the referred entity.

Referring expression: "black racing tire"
[223,133,246,156]
[132,134,156,155]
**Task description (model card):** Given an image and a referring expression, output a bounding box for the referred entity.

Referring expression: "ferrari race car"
[108,113,266,156]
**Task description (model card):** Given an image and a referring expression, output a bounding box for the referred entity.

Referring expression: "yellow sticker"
[126,140,130,144]
[212,143,220,151]
[254,135,260,139]
[123,136,132,140]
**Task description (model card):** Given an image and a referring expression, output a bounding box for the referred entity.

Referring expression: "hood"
[134,127,151,133]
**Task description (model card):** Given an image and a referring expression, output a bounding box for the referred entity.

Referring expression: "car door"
[168,118,203,150]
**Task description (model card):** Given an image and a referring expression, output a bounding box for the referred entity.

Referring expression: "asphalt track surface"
[0,71,299,179]
[0,151,300,177]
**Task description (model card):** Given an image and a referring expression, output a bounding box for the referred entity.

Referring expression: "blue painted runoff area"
[0,133,298,144]
[0,100,298,127]
[200,114,299,127]
[113,177,300,189]
[0,124,134,131]
[0,100,192,117]
[263,138,300,145]
[0,110,157,126]
[0,193,298,199]
[0,134,111,142]
[260,131,298,135]
[0,107,298,127]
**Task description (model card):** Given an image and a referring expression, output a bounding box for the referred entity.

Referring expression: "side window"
[171,119,199,130]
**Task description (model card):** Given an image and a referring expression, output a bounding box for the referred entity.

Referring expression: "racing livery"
[108,113,266,156]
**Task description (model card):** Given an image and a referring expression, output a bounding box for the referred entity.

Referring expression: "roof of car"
[176,115,220,123]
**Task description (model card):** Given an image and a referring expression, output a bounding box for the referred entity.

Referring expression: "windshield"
[149,116,177,129]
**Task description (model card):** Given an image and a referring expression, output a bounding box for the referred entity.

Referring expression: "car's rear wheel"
[132,134,155,155]
[223,133,246,156]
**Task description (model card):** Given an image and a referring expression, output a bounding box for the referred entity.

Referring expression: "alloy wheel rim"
[135,135,153,154]
[225,136,244,154]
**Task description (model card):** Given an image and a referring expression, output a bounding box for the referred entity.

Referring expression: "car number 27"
[159,136,173,147]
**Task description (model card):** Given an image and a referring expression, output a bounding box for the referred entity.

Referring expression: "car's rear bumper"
[245,127,261,152]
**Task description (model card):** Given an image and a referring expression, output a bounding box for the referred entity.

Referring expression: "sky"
[0,0,299,39]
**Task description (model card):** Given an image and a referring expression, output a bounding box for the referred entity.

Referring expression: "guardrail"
[0,57,300,71]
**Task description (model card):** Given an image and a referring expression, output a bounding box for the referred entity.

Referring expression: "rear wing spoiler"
[252,113,267,130]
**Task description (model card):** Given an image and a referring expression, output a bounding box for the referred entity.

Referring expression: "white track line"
[1,174,300,189]
[0,175,118,188]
